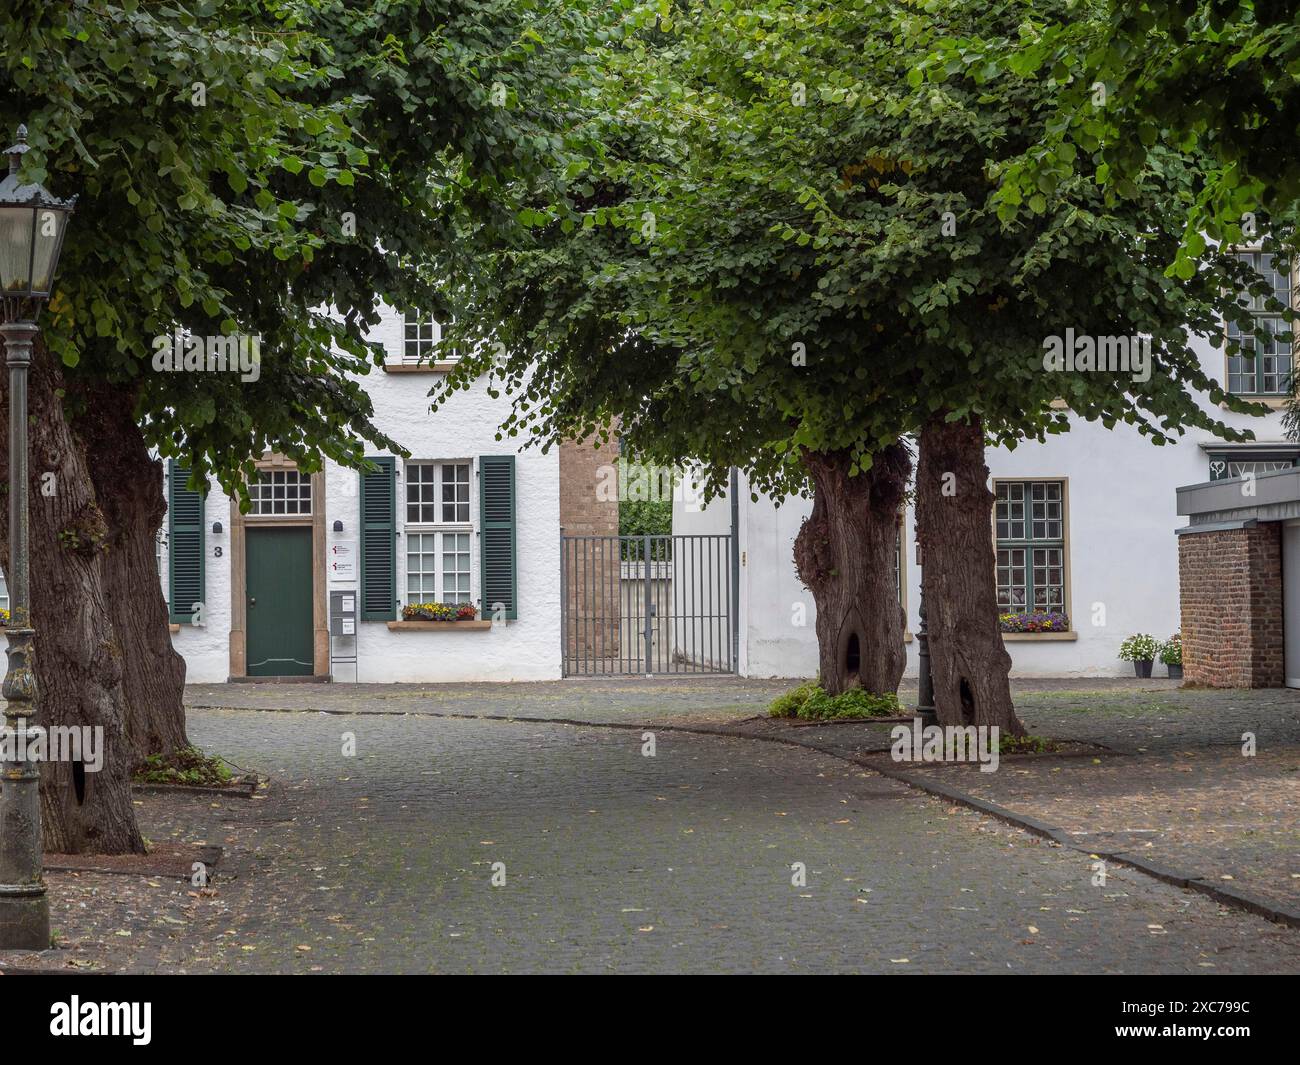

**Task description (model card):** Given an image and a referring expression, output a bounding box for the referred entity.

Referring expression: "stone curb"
[130,780,257,799]
[186,701,1300,930]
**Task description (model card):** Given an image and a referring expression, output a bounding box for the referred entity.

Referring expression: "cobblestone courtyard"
[1,677,1297,974]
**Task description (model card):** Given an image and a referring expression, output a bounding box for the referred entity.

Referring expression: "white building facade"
[676,252,1295,679]
[160,308,561,683]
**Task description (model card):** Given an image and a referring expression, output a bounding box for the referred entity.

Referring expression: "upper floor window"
[1227,252,1293,396]
[995,480,1066,615]
[249,469,312,515]
[403,311,440,363]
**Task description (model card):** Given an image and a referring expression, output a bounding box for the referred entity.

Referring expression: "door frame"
[228,454,329,681]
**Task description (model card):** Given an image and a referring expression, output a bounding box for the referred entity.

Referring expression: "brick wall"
[559,433,620,661]
[1178,522,1284,687]
[559,434,619,537]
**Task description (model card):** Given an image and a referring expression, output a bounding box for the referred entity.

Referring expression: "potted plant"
[1160,633,1183,680]
[1119,633,1160,678]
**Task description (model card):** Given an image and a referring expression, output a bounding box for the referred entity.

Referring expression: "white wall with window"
[324,305,559,681]
[157,305,561,683]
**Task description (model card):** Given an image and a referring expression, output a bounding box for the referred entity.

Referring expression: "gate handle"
[249,597,257,606]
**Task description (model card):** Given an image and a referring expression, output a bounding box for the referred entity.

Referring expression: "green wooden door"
[246,527,314,677]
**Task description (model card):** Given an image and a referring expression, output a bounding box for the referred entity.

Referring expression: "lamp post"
[914,538,938,728]
[0,124,75,949]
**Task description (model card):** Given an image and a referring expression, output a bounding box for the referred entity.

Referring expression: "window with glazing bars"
[1227,251,1294,395]
[995,480,1065,614]
[403,311,439,362]
[249,469,312,515]
[406,462,470,524]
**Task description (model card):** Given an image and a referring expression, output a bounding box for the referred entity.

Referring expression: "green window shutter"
[479,455,517,620]
[167,460,205,625]
[359,457,397,621]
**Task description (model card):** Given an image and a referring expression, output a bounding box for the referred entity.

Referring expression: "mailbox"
[330,590,357,637]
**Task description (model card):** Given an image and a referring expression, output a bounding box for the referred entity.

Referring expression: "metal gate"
[561,533,735,676]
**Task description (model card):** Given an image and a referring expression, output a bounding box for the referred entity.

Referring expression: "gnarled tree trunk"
[73,382,188,765]
[0,341,145,853]
[793,445,910,695]
[915,414,1024,736]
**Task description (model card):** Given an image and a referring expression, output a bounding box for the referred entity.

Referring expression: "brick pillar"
[1178,522,1283,687]
[559,433,621,663]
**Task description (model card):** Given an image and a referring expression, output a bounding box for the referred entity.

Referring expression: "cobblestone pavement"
[894,746,1300,910]
[4,706,1299,974]
[187,676,1300,917]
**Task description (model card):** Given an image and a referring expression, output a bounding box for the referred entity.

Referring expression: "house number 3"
[214,546,223,558]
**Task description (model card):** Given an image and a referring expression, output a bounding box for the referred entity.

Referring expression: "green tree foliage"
[439,0,1262,487]
[990,2,1300,267]
[3,0,596,493]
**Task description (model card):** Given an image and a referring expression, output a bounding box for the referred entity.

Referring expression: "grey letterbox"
[330,590,357,637]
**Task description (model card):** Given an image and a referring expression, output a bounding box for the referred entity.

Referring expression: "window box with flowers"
[998,611,1076,641]
[387,602,491,631]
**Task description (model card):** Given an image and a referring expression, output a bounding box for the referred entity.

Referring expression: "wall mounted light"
[212,521,223,534]
[333,520,344,532]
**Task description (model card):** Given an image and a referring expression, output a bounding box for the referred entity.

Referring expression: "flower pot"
[1134,659,1153,678]
[1166,663,1183,680]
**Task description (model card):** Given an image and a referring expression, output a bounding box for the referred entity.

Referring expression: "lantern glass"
[0,204,34,294]
[30,207,67,294]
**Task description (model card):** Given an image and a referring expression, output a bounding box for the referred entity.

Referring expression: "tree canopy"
[2,0,595,496]
[436,0,1267,501]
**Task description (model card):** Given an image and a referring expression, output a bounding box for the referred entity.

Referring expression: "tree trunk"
[792,445,910,695]
[915,414,1024,736]
[0,341,145,853]
[72,383,189,766]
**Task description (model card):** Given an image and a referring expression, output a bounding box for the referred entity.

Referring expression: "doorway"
[246,526,314,677]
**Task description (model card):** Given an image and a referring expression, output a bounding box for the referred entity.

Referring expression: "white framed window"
[1227,251,1294,396]
[406,531,472,605]
[403,460,474,605]
[403,311,440,362]
[406,461,470,524]
[249,469,312,515]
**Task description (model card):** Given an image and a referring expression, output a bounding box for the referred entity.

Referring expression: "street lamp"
[914,538,938,729]
[0,123,75,949]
